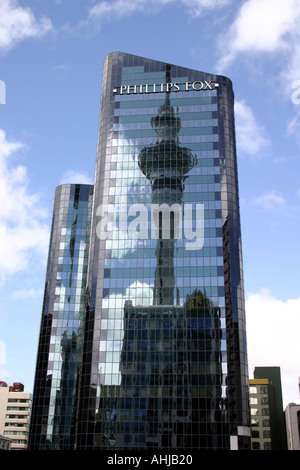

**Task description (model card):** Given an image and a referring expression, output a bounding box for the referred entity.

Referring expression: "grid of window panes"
[94,61,230,449]
[74,53,250,450]
[250,383,271,450]
[29,184,93,450]
[106,85,222,302]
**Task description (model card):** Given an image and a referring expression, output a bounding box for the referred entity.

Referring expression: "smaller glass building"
[29,184,93,450]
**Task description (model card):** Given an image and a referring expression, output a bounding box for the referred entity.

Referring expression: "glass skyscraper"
[29,52,251,450]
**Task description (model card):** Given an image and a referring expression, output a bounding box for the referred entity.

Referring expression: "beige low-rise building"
[0,382,32,450]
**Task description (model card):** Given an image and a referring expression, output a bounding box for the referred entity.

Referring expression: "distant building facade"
[285,403,300,450]
[250,367,287,450]
[0,382,32,450]
[0,434,11,450]
[249,378,272,450]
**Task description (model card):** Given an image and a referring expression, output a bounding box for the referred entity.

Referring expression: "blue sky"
[0,0,299,408]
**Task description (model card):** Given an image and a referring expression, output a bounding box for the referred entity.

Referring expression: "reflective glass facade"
[29,52,250,450]
[77,53,250,450]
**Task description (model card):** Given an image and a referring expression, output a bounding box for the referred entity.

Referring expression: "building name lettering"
[113,81,219,95]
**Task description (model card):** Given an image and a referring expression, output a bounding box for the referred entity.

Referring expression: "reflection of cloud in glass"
[126,281,153,306]
[100,280,153,386]
[106,187,149,257]
[103,136,153,261]
[102,280,153,309]
[115,136,152,188]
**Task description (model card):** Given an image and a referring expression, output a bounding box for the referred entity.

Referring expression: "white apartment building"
[0,382,32,450]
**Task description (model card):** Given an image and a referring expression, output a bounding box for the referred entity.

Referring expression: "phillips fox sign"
[113,80,219,95]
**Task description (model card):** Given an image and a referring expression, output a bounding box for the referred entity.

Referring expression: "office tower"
[0,382,32,450]
[29,184,93,449]
[29,52,251,450]
[76,52,250,450]
[252,367,287,450]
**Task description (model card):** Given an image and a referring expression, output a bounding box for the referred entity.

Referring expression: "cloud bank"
[216,0,300,75]
[0,129,49,282]
[0,0,52,51]
[246,288,300,406]
[234,100,271,158]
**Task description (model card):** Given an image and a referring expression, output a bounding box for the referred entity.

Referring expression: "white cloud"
[214,1,300,150]
[84,0,170,26]
[0,0,53,51]
[82,0,229,29]
[246,288,300,406]
[11,287,44,300]
[179,0,231,16]
[216,0,300,73]
[51,64,71,81]
[60,169,93,185]
[0,129,49,282]
[253,190,286,212]
[234,100,271,157]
